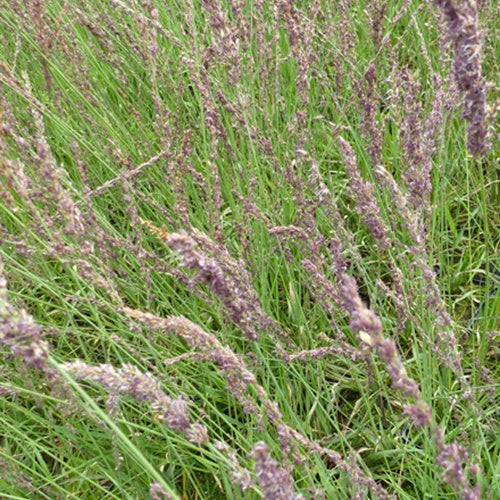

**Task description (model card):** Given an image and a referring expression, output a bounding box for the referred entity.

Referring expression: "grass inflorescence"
[0,1,498,498]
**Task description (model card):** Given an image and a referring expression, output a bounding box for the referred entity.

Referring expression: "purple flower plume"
[0,263,49,369]
[61,359,209,444]
[250,441,299,500]
[338,137,391,251]
[140,219,283,342]
[433,0,491,156]
[435,427,481,500]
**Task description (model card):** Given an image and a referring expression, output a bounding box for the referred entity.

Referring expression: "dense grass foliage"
[0,1,498,498]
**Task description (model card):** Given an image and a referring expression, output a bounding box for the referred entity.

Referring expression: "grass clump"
[0,1,498,498]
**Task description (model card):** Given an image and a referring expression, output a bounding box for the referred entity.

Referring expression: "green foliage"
[0,0,497,498]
